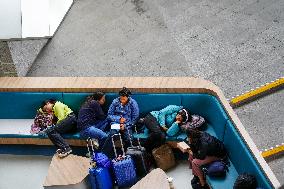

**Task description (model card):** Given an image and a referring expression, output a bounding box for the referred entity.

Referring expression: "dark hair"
[233,173,257,189]
[40,99,56,109]
[186,129,202,140]
[119,87,132,97]
[178,108,192,122]
[83,92,105,107]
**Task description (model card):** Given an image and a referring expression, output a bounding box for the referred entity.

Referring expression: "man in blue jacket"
[107,87,139,149]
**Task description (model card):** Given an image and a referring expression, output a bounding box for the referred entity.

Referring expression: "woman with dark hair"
[40,99,77,158]
[186,129,227,189]
[77,92,113,157]
[107,87,139,148]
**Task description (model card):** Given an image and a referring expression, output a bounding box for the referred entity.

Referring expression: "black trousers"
[46,113,77,150]
[143,114,166,152]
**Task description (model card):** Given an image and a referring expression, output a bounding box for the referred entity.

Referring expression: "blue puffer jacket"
[107,97,139,128]
[150,105,183,136]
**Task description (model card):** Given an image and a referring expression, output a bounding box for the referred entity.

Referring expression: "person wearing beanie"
[142,105,192,152]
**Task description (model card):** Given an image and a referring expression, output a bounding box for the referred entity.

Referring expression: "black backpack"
[234,173,257,189]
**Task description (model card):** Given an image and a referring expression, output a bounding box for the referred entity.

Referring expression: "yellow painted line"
[261,144,284,158]
[230,77,284,107]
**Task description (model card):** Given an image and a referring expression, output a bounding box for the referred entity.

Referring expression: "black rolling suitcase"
[125,126,152,178]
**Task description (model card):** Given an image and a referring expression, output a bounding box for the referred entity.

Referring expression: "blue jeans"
[80,120,114,158]
[46,113,77,150]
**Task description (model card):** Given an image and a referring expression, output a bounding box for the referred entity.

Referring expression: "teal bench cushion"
[223,120,272,189]
[0,92,63,119]
[62,92,91,113]
[133,93,182,116]
[181,94,228,141]
[206,160,238,189]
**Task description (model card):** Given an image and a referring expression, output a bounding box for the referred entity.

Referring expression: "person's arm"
[129,99,139,126]
[166,121,180,136]
[91,101,106,120]
[158,105,183,127]
[107,100,120,123]
[53,102,67,123]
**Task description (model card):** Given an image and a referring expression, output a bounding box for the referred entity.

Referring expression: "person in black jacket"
[186,129,227,189]
[77,92,113,158]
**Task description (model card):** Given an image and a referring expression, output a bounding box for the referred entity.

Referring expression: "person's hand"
[176,120,181,124]
[120,117,126,123]
[162,126,168,131]
[120,124,125,131]
[187,149,193,155]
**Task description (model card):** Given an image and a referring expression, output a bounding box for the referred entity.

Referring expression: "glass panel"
[49,0,73,35]
[21,0,50,38]
[0,0,22,39]
[0,0,73,40]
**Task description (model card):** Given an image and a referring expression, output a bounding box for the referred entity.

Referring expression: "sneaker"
[56,149,63,154]
[57,148,72,158]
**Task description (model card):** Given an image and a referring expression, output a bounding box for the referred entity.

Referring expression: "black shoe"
[191,175,199,185]
[58,148,72,158]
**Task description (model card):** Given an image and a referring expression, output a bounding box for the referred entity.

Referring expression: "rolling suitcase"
[125,127,152,177]
[111,133,137,188]
[87,138,113,189]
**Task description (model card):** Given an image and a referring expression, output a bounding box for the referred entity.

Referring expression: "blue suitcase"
[111,133,137,188]
[89,166,113,189]
[87,138,113,189]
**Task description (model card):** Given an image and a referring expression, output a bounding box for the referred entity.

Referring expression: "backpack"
[181,115,206,131]
[30,111,54,134]
[202,160,229,177]
[233,173,257,189]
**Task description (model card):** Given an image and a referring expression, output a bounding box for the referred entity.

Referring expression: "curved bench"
[0,77,279,189]
[0,92,272,189]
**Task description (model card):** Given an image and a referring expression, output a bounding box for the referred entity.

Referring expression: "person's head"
[176,108,192,123]
[186,129,202,143]
[41,99,56,113]
[92,92,105,105]
[233,173,257,189]
[85,92,105,106]
[118,87,132,105]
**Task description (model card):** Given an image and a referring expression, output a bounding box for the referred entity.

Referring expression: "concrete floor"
[235,89,284,184]
[0,155,52,189]
[27,0,284,97]
[0,155,192,189]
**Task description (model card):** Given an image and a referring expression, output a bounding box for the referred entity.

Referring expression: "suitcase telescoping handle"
[125,125,142,148]
[86,137,96,158]
[111,133,126,159]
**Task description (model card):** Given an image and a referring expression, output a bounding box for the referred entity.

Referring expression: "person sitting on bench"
[77,92,113,158]
[40,99,77,158]
[186,129,227,189]
[107,87,139,148]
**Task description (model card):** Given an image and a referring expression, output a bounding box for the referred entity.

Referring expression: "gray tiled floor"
[0,155,192,189]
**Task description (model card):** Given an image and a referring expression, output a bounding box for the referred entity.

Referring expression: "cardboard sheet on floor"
[130,168,170,189]
[43,154,89,189]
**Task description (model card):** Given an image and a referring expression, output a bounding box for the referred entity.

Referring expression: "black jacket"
[190,132,227,160]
